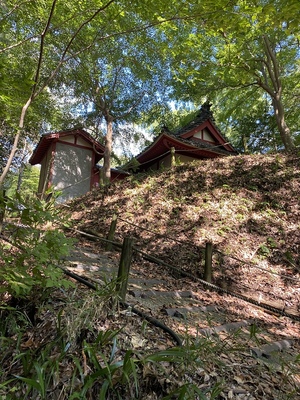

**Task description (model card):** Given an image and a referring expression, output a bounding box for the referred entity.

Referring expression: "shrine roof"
[134,103,237,168]
[29,128,105,165]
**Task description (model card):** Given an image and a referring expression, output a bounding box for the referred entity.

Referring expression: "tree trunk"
[0,0,112,187]
[272,95,294,151]
[102,113,114,184]
[0,98,32,186]
[261,35,295,152]
[0,189,7,235]
[17,163,25,192]
[242,135,249,154]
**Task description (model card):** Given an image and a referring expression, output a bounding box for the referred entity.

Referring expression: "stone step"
[128,278,167,288]
[163,305,219,318]
[128,289,194,299]
[250,339,293,358]
[198,320,251,336]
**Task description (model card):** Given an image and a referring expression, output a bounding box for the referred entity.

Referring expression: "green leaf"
[13,375,42,392]
[99,380,110,400]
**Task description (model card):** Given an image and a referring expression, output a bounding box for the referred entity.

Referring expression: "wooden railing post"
[170,146,176,167]
[204,242,213,283]
[116,237,134,301]
[106,213,117,251]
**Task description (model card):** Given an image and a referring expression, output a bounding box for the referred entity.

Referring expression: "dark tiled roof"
[134,102,236,162]
[174,101,215,137]
[167,132,235,155]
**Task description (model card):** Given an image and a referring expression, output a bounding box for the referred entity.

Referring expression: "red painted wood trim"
[181,120,234,152]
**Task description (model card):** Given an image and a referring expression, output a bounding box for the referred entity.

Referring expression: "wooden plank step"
[68,262,110,271]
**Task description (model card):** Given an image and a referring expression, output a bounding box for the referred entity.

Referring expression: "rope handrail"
[214,248,300,283]
[59,262,182,346]
[72,228,300,321]
[117,215,202,251]
[115,216,300,283]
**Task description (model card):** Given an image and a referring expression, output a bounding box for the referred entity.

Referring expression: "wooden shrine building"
[133,102,237,172]
[29,128,128,202]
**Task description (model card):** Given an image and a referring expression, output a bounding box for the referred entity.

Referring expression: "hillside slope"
[68,153,299,312]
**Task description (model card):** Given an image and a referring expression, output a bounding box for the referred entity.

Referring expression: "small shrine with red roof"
[29,128,128,202]
[133,102,237,172]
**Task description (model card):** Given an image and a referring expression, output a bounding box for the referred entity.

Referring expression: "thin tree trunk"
[272,95,294,151]
[0,189,7,235]
[0,0,57,187]
[242,135,249,154]
[17,163,25,192]
[261,35,295,152]
[0,98,32,186]
[102,114,114,184]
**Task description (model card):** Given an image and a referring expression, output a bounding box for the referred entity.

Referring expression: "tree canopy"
[0,0,299,185]
[164,0,300,151]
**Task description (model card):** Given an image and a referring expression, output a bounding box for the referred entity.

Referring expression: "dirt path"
[65,245,300,349]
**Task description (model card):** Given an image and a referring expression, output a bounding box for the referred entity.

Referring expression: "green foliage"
[2,334,220,399]
[257,236,279,259]
[0,191,74,298]
[6,164,40,200]
[0,306,33,337]
[165,0,299,151]
[0,276,227,399]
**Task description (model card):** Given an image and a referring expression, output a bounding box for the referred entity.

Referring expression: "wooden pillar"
[116,237,134,301]
[170,147,176,167]
[106,213,117,251]
[204,242,213,283]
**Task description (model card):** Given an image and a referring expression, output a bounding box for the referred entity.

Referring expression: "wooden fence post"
[116,237,134,301]
[171,147,176,167]
[204,242,213,283]
[106,214,117,251]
